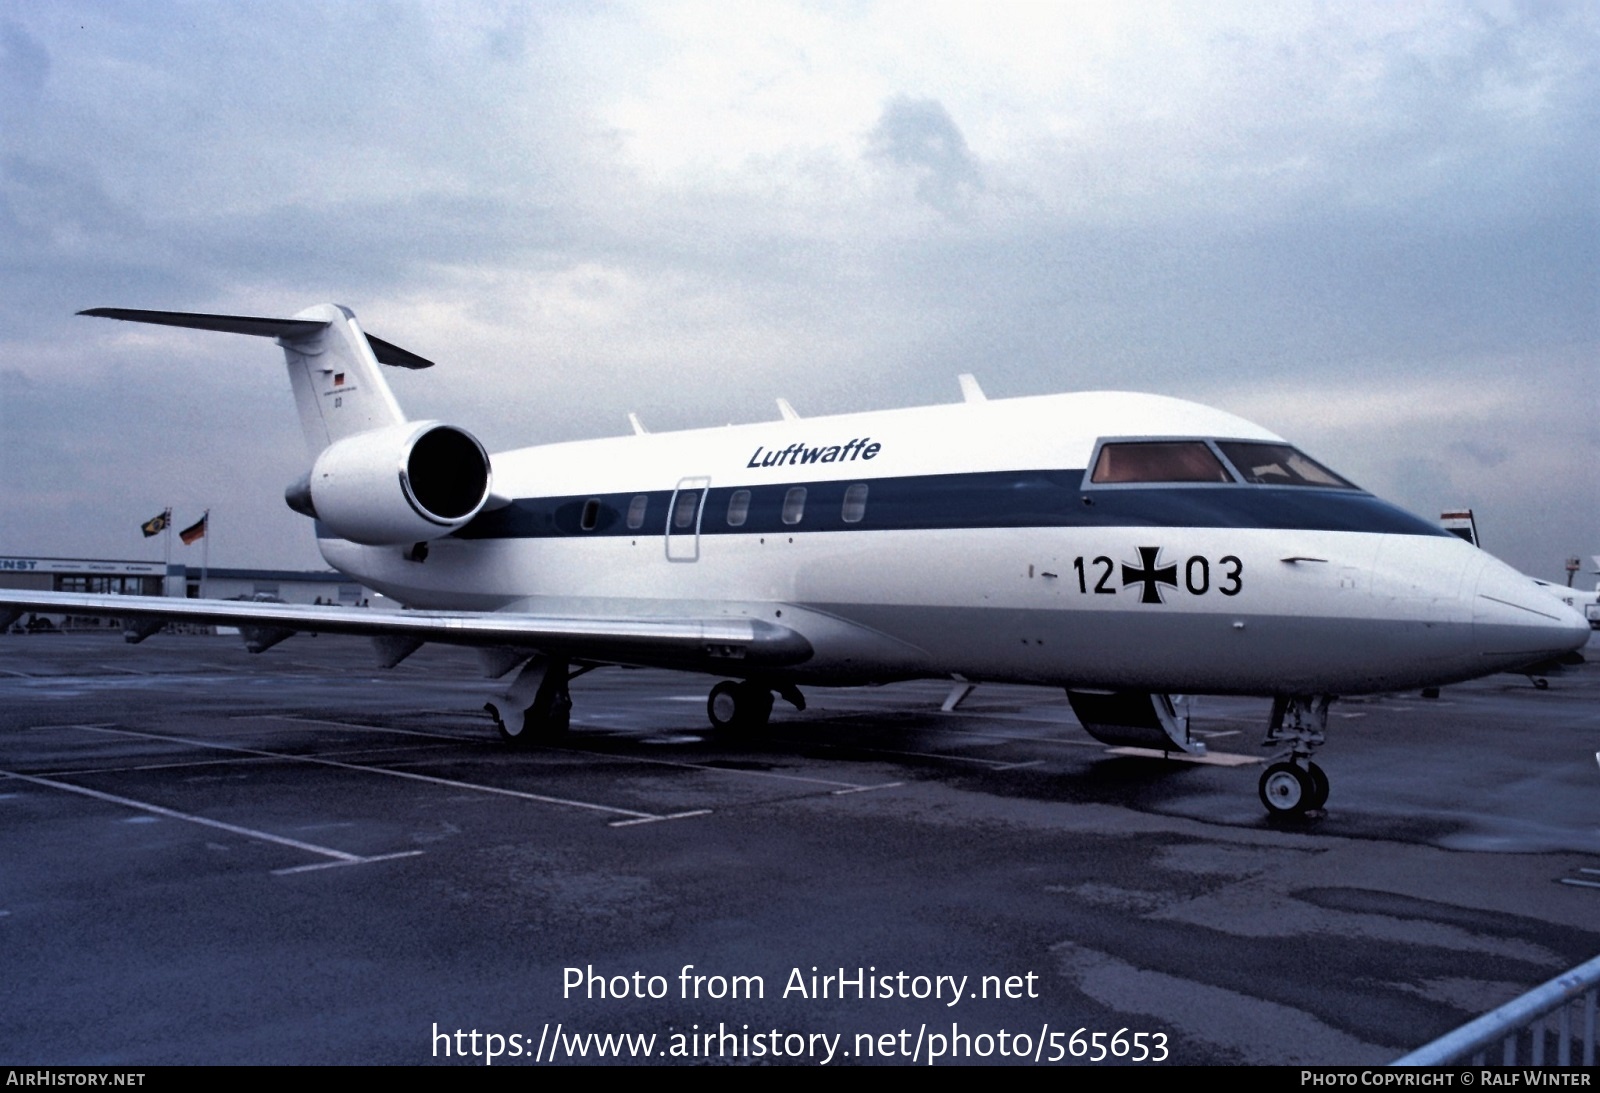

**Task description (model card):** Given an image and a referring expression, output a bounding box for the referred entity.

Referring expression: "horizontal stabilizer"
[79,308,434,369]
[79,307,328,340]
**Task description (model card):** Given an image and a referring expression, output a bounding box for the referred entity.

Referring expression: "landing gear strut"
[486,655,572,746]
[1259,695,1332,817]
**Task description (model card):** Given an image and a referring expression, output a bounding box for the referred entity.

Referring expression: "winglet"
[777,398,801,421]
[628,412,649,436]
[958,373,986,403]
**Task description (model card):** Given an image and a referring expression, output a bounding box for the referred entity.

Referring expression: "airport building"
[0,554,373,629]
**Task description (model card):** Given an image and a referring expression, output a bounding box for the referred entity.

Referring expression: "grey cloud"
[1448,438,1511,469]
[0,21,49,105]
[867,95,982,213]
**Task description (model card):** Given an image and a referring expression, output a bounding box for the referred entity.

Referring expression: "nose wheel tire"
[1260,761,1327,817]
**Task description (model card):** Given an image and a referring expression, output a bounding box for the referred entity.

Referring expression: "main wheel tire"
[1259,761,1315,817]
[1305,761,1330,811]
[707,680,773,737]
[708,681,742,731]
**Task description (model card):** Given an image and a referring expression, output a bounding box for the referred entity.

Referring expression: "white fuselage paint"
[318,391,1589,696]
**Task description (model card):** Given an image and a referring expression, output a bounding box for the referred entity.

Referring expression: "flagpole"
[200,508,210,599]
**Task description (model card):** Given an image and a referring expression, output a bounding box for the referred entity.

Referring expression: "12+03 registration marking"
[1072,548,1242,604]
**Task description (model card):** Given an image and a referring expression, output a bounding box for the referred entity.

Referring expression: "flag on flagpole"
[140,509,171,538]
[179,512,208,545]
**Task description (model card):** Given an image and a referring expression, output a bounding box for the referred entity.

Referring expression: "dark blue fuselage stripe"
[451,470,1450,541]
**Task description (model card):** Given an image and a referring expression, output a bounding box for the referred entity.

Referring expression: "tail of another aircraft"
[79,304,432,456]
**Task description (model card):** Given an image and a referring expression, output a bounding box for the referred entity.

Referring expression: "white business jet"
[1,305,1587,817]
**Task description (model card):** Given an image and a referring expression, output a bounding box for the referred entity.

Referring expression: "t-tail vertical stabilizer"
[79,305,492,546]
[274,304,412,454]
[78,304,430,455]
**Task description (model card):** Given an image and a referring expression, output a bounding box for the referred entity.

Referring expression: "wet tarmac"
[2,631,1597,1065]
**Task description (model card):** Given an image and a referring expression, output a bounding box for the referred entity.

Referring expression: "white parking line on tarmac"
[787,736,1070,769]
[0,768,419,872]
[47,756,278,777]
[258,712,899,796]
[553,744,890,792]
[234,714,468,742]
[809,720,1103,752]
[830,782,906,795]
[272,851,426,876]
[608,810,714,827]
[65,724,672,823]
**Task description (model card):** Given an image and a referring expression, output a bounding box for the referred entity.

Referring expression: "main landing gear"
[706,680,805,739]
[486,654,573,745]
[485,664,806,748]
[1259,695,1332,818]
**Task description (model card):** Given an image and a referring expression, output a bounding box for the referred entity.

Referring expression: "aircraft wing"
[0,590,811,671]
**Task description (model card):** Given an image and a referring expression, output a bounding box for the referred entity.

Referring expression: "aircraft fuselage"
[319,390,1584,697]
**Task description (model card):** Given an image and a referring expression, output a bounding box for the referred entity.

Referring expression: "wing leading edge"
[0,590,812,671]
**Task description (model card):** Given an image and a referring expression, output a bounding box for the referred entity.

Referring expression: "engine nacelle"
[288,421,492,545]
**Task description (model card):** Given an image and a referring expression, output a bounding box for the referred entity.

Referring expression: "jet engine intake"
[293,421,492,545]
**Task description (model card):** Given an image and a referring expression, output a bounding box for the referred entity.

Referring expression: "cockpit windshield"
[1090,441,1232,484]
[1214,441,1355,489]
[1088,439,1358,489]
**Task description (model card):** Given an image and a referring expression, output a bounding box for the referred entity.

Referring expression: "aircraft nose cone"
[1472,558,1591,671]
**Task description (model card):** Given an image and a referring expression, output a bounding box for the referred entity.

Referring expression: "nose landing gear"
[1259,695,1332,818]
[1259,759,1329,815]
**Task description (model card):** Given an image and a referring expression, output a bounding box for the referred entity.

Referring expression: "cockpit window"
[1090,441,1233,484]
[1215,441,1355,488]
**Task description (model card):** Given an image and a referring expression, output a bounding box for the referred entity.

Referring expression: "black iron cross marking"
[1122,546,1178,604]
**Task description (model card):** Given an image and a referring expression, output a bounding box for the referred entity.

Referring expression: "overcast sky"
[1,1,1594,580]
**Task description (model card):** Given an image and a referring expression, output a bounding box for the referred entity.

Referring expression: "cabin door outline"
[665,476,710,562]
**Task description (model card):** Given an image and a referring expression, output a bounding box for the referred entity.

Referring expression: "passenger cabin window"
[781,486,807,525]
[1091,441,1232,484]
[673,489,702,529]
[841,483,868,523]
[626,494,648,529]
[726,489,751,527]
[1215,442,1355,488]
[580,498,601,531]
